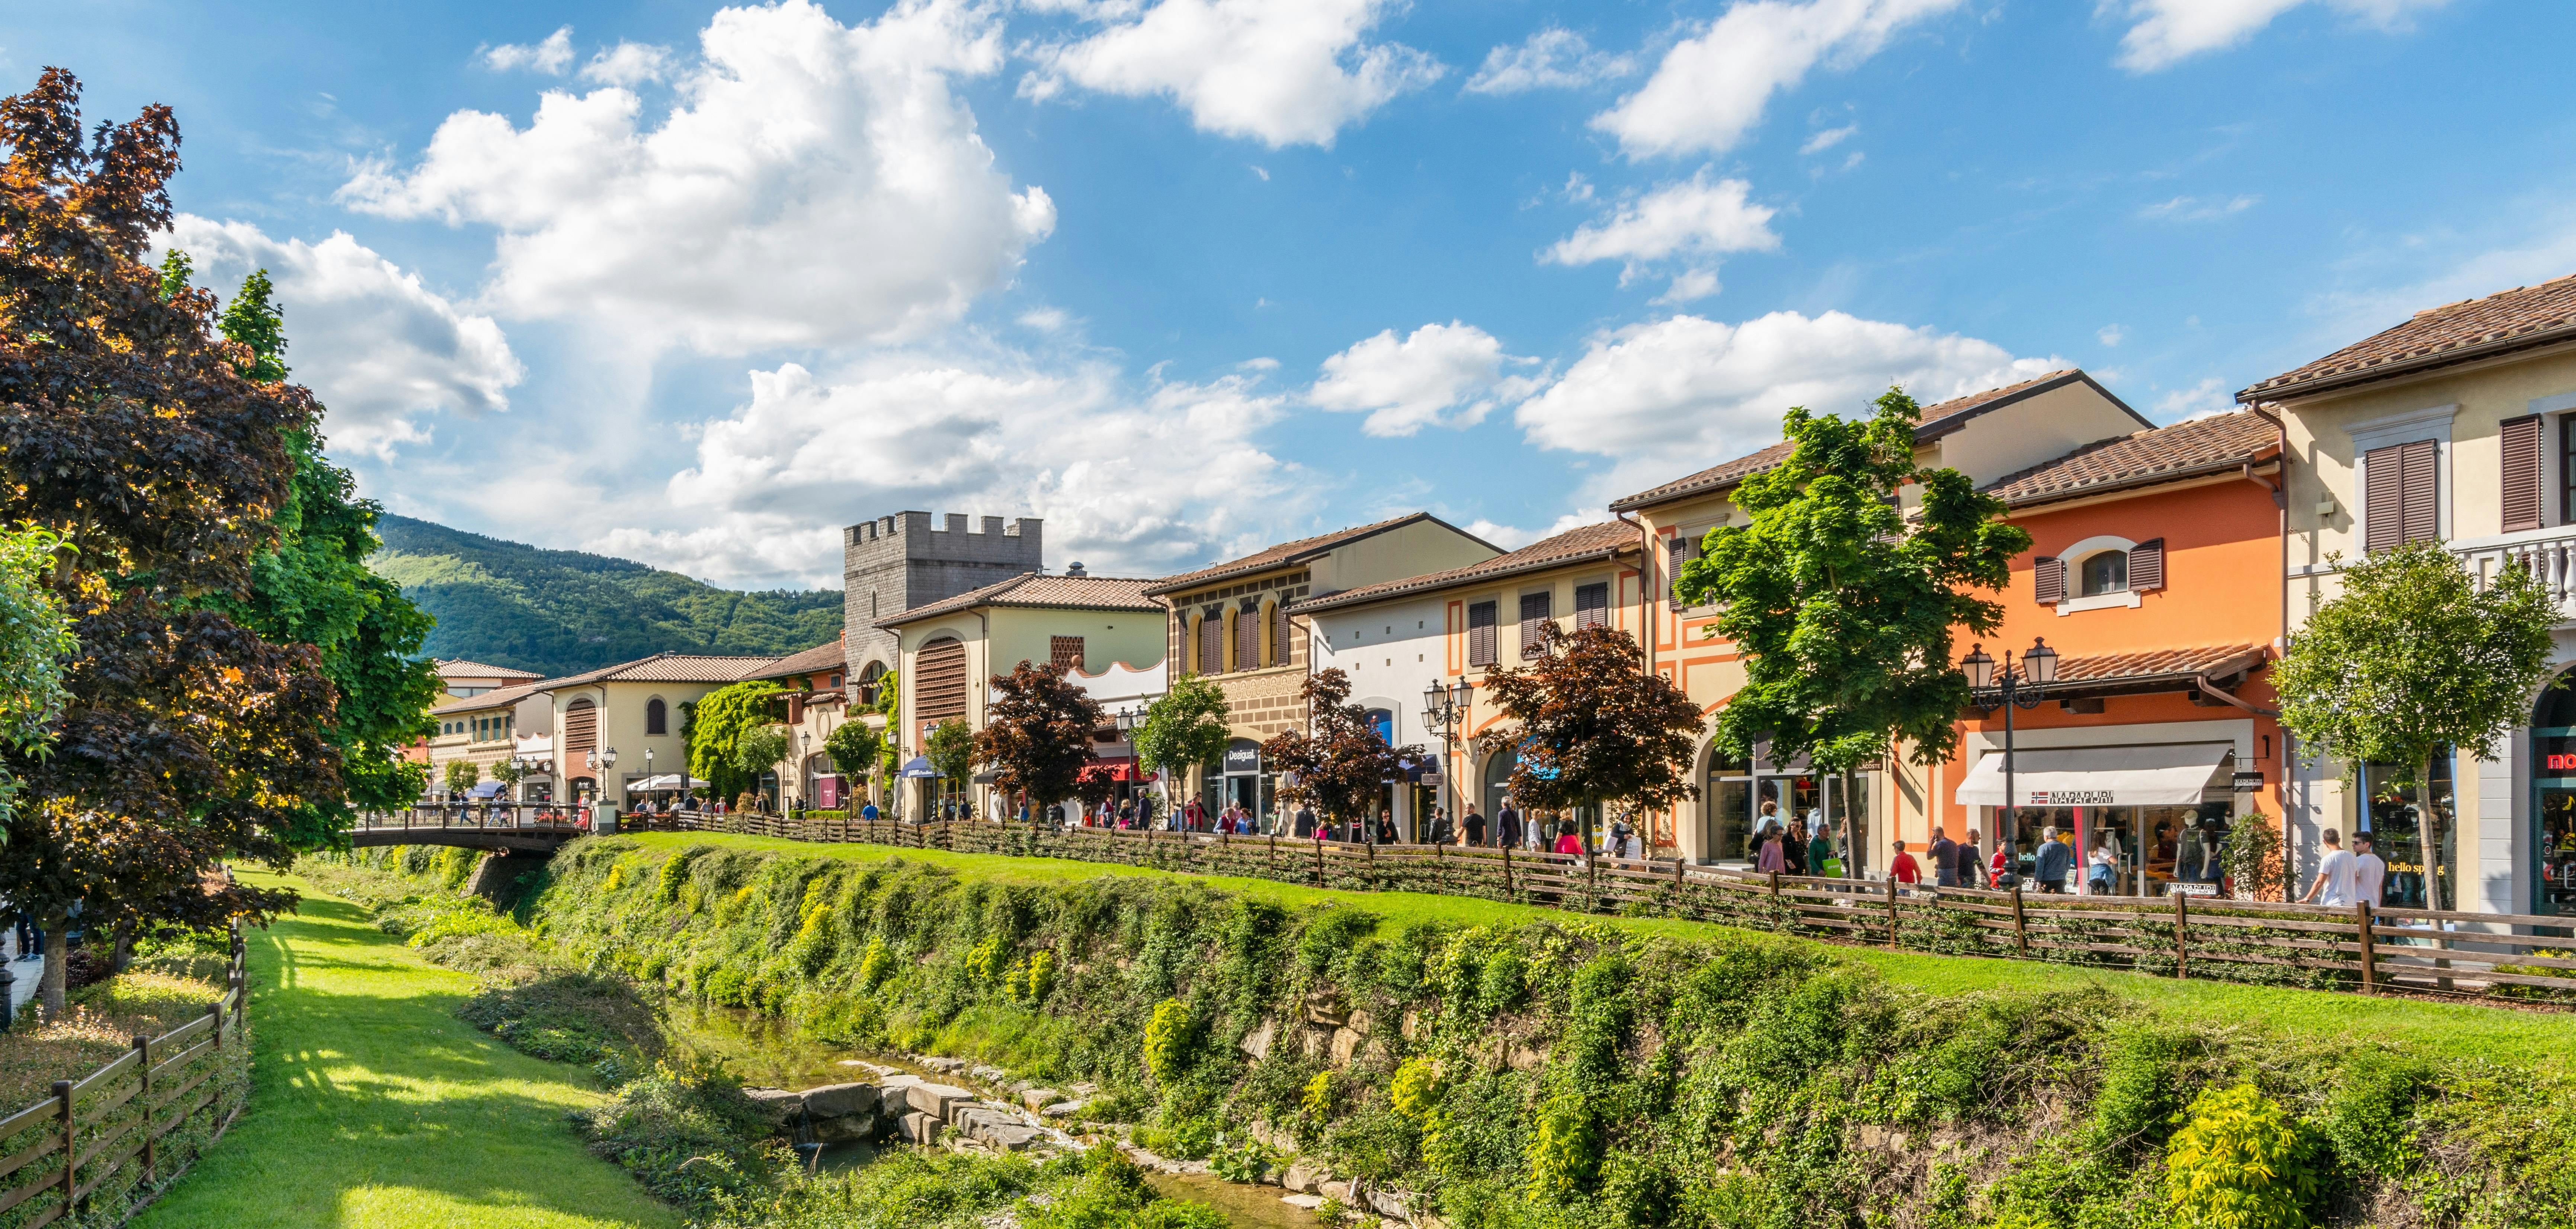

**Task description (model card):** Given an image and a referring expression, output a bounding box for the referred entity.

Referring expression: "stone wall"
[842,511,1044,687]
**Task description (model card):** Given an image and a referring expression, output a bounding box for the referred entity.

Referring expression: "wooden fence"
[619,812,2576,1004]
[0,929,251,1229]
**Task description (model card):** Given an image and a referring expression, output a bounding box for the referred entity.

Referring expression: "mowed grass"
[134,872,679,1229]
[619,831,2576,1062]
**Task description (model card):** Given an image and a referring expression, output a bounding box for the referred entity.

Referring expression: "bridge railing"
[608,810,2576,1005]
[351,804,593,839]
[0,925,250,1227]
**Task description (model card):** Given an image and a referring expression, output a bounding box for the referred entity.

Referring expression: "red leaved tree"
[1262,668,1424,836]
[974,661,1103,821]
[1473,623,1702,851]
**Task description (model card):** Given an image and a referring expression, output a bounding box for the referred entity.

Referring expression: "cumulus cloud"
[1545,171,1780,300]
[1463,28,1635,95]
[344,0,1052,354]
[2140,193,2259,221]
[2111,0,2449,72]
[581,41,675,86]
[1515,310,2060,474]
[1799,123,1856,154]
[1019,0,1443,148]
[2154,376,2236,420]
[482,27,574,74]
[1308,322,1541,436]
[591,351,1312,587]
[1592,0,1960,158]
[164,215,524,458]
[2098,324,2128,346]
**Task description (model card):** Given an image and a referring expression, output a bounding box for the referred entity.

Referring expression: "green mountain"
[368,514,843,678]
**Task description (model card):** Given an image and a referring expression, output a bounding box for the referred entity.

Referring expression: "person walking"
[1496,798,1522,851]
[2353,832,2388,907]
[2088,841,2117,895]
[1462,803,1487,847]
[1888,839,1923,890]
[1183,797,1204,833]
[2302,828,2357,906]
[1957,830,1985,889]
[1293,802,1317,839]
[1929,827,1958,889]
[2035,826,2074,893]
[1552,821,1585,857]
[1756,825,1786,874]
[1781,818,1809,875]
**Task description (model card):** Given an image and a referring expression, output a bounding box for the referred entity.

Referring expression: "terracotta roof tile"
[2048,643,2266,685]
[435,658,542,680]
[1292,521,1640,613]
[1983,411,2278,506]
[761,639,848,680]
[2242,272,2576,399]
[880,572,1166,628]
[1609,370,2097,511]
[431,680,550,716]
[1140,514,1454,595]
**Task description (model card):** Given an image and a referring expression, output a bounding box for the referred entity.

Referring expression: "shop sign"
[1223,745,1261,774]
[2231,771,2265,792]
[2030,789,2115,806]
[2541,734,2576,774]
[2168,881,2220,897]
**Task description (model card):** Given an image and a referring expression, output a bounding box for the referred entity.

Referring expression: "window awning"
[1955,742,2230,808]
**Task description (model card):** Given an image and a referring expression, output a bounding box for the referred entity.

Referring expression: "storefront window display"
[2359,755,2454,910]
[2532,679,2576,916]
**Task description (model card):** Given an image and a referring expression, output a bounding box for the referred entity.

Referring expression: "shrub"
[1144,998,1196,1087]
[2163,1084,2320,1229]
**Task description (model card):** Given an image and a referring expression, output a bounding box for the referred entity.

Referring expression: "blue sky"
[9,0,2573,588]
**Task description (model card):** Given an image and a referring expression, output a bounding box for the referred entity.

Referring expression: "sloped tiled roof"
[761,638,848,681]
[436,658,541,680]
[2242,272,2576,401]
[2040,644,2270,694]
[1142,513,1501,596]
[880,572,1166,628]
[1292,521,1640,614]
[432,680,550,716]
[1983,411,2278,508]
[427,651,789,715]
[1609,370,2140,512]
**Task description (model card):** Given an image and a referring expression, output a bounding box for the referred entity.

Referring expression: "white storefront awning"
[1955,742,2230,808]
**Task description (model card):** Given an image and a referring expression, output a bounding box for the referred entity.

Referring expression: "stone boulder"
[898,1111,943,1145]
[814,1112,878,1144]
[904,1082,976,1120]
[743,1087,804,1126]
[1019,1088,1060,1111]
[800,1082,880,1119]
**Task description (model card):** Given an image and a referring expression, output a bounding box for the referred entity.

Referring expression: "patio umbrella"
[898,756,942,779]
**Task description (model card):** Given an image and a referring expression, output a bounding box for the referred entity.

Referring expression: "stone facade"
[1162,569,1314,736]
[842,512,1043,687]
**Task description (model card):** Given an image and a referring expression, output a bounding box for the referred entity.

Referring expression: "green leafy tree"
[926,718,975,803]
[974,661,1103,821]
[444,760,481,795]
[824,717,883,806]
[1674,387,2029,872]
[1474,623,1702,851]
[1135,673,1233,815]
[0,69,346,1013]
[0,526,76,829]
[734,725,790,798]
[688,680,785,800]
[1263,668,1423,832]
[2274,539,2557,912]
[489,755,527,793]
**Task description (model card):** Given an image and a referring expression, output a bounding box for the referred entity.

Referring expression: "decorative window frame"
[2529,390,2576,529]
[2348,402,2457,545]
[2055,534,2141,616]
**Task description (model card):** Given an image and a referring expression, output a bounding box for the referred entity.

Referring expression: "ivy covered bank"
[517,835,2572,1229]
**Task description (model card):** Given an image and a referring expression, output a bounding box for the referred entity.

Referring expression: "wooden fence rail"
[617,812,2576,1005]
[0,927,250,1229]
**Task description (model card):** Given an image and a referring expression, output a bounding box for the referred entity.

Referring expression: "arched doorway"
[1482,746,1517,843]
[1705,743,1752,864]
[2533,671,2576,915]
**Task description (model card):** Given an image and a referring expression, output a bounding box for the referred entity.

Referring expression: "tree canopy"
[689,680,786,800]
[1263,668,1423,829]
[1135,673,1233,802]
[2274,539,2559,912]
[1473,623,1702,841]
[975,661,1103,810]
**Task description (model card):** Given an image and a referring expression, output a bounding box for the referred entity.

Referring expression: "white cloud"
[2098,324,2128,346]
[345,0,1051,354]
[1019,307,1070,333]
[1308,321,1540,437]
[163,216,524,458]
[482,27,574,74]
[1592,0,1961,158]
[1515,310,2060,474]
[1019,0,1443,148]
[2153,377,2234,420]
[1463,28,1635,95]
[581,42,675,86]
[2110,0,2449,72]
[1545,171,1780,300]
[2140,193,2259,221]
[1799,123,1857,154]
[599,352,1308,586]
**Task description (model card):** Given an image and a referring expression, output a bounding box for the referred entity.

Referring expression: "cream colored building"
[1607,370,2157,864]
[733,638,868,811]
[880,571,1168,818]
[2242,272,2576,919]
[434,658,540,699]
[428,652,779,806]
[1142,514,1501,821]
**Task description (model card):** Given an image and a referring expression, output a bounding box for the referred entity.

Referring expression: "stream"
[659,1000,1314,1228]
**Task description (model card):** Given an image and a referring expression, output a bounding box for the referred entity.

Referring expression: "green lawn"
[619,831,2576,1062]
[135,872,679,1229]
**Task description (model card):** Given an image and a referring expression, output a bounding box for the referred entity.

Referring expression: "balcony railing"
[2453,523,2576,614]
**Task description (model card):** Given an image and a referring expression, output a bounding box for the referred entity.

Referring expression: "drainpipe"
[2248,401,2296,895]
[1616,510,1653,680]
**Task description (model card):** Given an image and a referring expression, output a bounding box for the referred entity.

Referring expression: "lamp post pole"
[1961,638,2059,889]
[1420,680,1473,844]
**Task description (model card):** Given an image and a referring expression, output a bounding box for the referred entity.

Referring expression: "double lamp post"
[1960,636,2059,888]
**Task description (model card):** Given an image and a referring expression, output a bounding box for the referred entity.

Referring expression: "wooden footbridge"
[347,806,595,854]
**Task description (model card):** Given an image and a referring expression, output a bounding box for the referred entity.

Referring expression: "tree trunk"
[2420,753,2443,914]
[36,916,66,1018]
[1840,765,1859,880]
[109,921,135,976]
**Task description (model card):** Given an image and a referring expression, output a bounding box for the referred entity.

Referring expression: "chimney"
[1066,561,1088,577]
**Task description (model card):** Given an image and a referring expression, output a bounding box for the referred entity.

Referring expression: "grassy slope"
[618,831,2576,1061]
[135,873,680,1229]
[369,514,839,677]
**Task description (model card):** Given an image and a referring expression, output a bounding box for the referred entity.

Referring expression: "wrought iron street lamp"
[1962,638,2060,888]
[1114,704,1139,734]
[1420,680,1473,839]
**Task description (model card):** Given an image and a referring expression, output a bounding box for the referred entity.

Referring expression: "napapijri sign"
[2031,789,2116,806]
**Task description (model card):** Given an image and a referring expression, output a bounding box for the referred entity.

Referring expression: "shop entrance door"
[2533,679,2576,916]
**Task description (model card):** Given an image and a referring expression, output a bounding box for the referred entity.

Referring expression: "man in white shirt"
[2352,832,2388,907]
[2301,828,2356,906]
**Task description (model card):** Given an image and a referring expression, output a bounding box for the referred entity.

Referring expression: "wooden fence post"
[2355,899,2377,993]
[2011,883,2029,956]
[1885,877,1899,950]
[2173,891,2189,981]
[54,1078,73,1213]
[1500,841,1513,896]
[135,1033,154,1185]
[1768,870,1782,932]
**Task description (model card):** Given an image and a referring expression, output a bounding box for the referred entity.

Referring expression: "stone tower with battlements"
[842,512,1044,689]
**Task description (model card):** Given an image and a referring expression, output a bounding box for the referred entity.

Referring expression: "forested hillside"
[369,515,841,677]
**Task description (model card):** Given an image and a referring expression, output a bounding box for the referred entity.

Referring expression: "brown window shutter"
[1050,636,1085,673]
[2363,442,2403,552]
[1575,582,1609,630]
[916,638,969,720]
[1198,613,1224,674]
[2503,414,2543,533]
[1236,604,1261,670]
[2400,437,2439,544]
[1519,592,1552,654]
[1467,601,1497,667]
[2032,556,2063,604]
[2128,539,2165,591]
[1269,603,1289,665]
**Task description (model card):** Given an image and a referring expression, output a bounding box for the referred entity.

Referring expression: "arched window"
[563,698,597,761]
[917,637,969,721]
[857,660,888,706]
[2079,550,2128,596]
[1198,612,1224,674]
[645,696,668,736]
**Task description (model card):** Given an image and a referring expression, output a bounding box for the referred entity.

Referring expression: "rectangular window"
[2361,438,2439,552]
[2504,414,2543,533]
[1051,636,1086,673]
[1519,591,1553,655]
[1467,601,1497,667]
[1198,612,1224,674]
[1574,582,1609,630]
